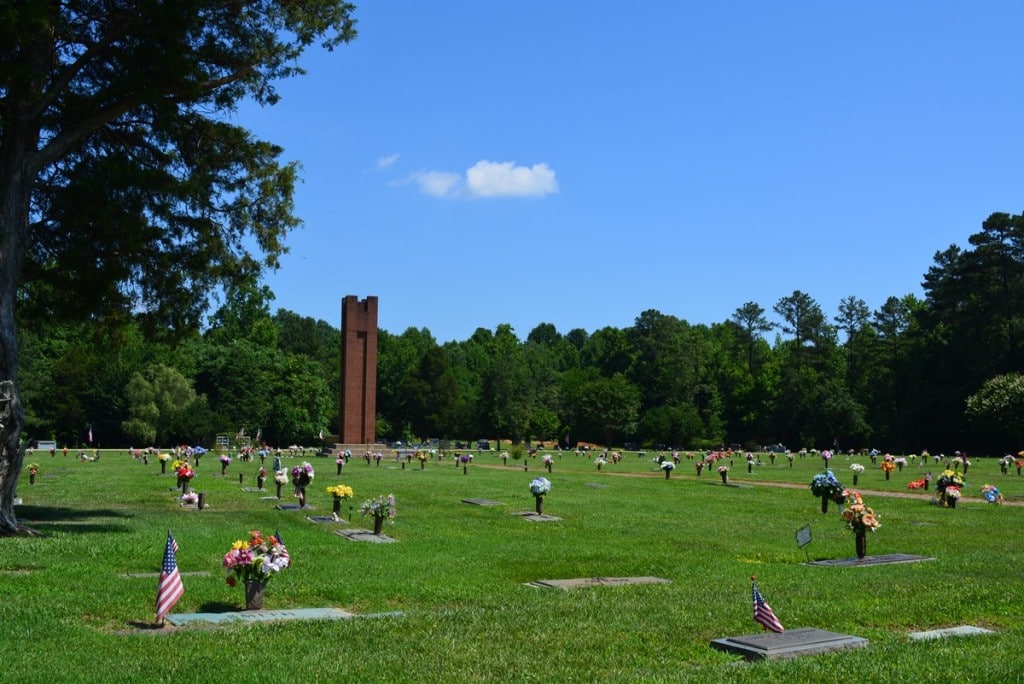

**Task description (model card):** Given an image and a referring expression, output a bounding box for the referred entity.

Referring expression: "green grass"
[4,450,1024,682]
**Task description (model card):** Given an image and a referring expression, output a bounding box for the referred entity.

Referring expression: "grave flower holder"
[855,530,867,559]
[244,580,267,610]
[333,496,342,516]
[160,460,167,474]
[276,481,283,498]
[373,514,385,535]
[535,495,544,515]
[696,462,703,476]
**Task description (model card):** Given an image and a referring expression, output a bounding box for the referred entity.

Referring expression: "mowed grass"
[3,449,1024,683]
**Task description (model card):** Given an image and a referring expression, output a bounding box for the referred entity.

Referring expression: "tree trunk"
[0,168,30,535]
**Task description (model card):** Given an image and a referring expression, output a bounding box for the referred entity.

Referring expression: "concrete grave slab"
[907,625,994,641]
[165,607,404,626]
[240,487,265,493]
[461,498,505,506]
[276,504,312,511]
[711,627,868,660]
[806,553,936,567]
[335,528,396,543]
[527,576,671,590]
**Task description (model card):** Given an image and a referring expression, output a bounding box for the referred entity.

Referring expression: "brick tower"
[340,295,378,444]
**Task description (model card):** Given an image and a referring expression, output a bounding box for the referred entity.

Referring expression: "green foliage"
[966,373,1024,445]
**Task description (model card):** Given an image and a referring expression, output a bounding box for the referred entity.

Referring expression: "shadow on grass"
[15,505,134,534]
[198,601,241,613]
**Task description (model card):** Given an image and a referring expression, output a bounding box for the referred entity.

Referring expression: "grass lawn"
[4,448,1023,682]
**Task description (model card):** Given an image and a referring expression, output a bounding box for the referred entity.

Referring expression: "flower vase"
[221,463,227,475]
[1018,466,1022,476]
[855,531,867,559]
[853,474,859,486]
[535,496,544,515]
[333,497,342,516]
[885,471,890,481]
[664,469,671,480]
[821,496,829,514]
[29,473,35,485]
[720,472,728,485]
[337,462,343,475]
[275,482,283,499]
[747,462,752,473]
[421,461,425,470]
[297,488,307,508]
[947,496,957,509]
[463,465,468,475]
[897,463,903,472]
[160,461,166,474]
[546,463,552,473]
[257,476,265,490]
[373,514,385,535]
[696,464,703,476]
[244,580,267,610]
[597,463,602,471]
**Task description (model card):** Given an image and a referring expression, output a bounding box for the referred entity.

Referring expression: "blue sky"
[234,2,1023,343]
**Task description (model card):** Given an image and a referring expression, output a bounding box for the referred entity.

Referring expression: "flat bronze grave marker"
[335,529,396,543]
[711,627,868,660]
[806,553,935,567]
[306,515,346,524]
[276,504,312,511]
[240,487,264,492]
[510,511,561,522]
[461,498,505,506]
[528,576,671,590]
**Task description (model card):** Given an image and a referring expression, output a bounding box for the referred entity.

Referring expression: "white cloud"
[409,170,462,198]
[404,160,559,199]
[376,153,400,170]
[465,160,558,198]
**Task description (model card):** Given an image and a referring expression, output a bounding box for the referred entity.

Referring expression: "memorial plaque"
[795,525,812,548]
[528,576,671,590]
[335,529,396,543]
[806,553,935,567]
[461,498,505,506]
[711,627,868,660]
[276,503,312,511]
[510,511,561,522]
[306,515,345,524]
[165,607,357,626]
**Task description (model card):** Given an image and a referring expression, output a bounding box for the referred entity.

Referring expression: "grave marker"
[710,627,868,660]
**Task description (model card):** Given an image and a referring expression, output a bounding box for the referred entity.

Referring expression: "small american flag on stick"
[155,532,184,624]
[751,576,784,633]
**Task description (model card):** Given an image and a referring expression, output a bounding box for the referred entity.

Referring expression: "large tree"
[0,1,357,534]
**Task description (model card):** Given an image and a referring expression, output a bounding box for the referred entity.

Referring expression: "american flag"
[752,580,784,633]
[156,532,184,623]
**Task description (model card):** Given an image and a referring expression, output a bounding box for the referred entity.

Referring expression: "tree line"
[17,213,1024,455]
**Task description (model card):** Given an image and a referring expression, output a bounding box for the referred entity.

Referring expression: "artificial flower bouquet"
[981,484,1003,504]
[326,484,354,500]
[810,471,845,500]
[360,493,396,521]
[223,530,290,587]
[840,490,881,533]
[291,461,314,487]
[529,477,551,497]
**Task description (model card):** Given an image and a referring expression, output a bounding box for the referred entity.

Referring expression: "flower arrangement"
[175,463,195,480]
[850,464,865,474]
[360,493,396,521]
[274,469,288,484]
[542,454,553,466]
[907,478,927,489]
[936,469,964,491]
[460,454,473,464]
[417,451,429,462]
[223,530,290,586]
[326,484,354,500]
[181,491,199,504]
[951,456,963,469]
[529,477,551,497]
[220,454,231,465]
[893,457,907,467]
[880,461,896,473]
[717,465,730,474]
[595,457,607,469]
[27,463,39,475]
[170,458,188,471]
[981,484,1003,504]
[158,453,170,462]
[810,471,844,499]
[840,490,881,533]
[661,460,675,471]
[291,461,314,486]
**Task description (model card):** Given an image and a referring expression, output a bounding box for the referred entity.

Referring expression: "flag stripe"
[156,532,184,622]
[752,583,784,633]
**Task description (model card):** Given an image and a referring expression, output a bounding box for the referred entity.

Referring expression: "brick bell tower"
[340,295,378,444]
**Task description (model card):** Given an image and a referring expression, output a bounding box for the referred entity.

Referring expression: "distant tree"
[121,365,197,446]
[966,373,1024,448]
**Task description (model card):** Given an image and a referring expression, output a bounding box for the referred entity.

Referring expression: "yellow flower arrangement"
[326,484,354,499]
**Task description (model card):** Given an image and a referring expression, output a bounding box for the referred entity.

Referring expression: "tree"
[965,373,1024,448]
[0,2,357,532]
[121,364,197,446]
